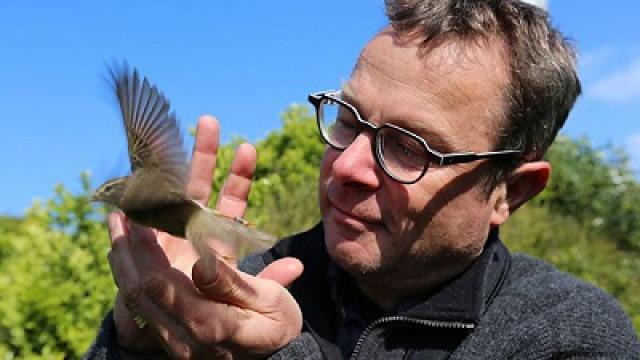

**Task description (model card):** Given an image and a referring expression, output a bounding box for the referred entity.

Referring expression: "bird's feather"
[109,64,188,192]
[103,63,276,265]
[186,206,275,270]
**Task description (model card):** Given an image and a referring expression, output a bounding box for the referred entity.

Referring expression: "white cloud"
[587,57,640,103]
[579,46,616,71]
[520,0,548,10]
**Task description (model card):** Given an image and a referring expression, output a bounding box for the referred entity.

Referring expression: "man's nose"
[330,132,382,188]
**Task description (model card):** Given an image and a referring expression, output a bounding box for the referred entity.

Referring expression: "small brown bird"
[91,64,274,267]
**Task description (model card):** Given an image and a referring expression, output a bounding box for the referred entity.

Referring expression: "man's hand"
[107,115,304,359]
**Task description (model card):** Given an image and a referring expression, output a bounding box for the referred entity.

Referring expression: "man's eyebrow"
[339,84,372,120]
[339,83,460,153]
[340,83,358,105]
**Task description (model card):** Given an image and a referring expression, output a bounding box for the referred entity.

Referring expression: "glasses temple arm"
[440,150,522,165]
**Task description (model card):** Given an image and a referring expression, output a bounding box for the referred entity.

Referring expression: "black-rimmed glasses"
[308,90,521,184]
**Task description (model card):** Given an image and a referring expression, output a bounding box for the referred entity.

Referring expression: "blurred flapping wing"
[109,64,188,192]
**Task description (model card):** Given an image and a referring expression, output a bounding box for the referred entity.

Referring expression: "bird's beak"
[88,192,99,202]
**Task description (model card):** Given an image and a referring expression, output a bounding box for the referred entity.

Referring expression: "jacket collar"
[396,228,511,323]
[323,227,511,325]
[266,223,511,353]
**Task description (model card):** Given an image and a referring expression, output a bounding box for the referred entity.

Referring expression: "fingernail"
[108,213,123,236]
[196,258,218,285]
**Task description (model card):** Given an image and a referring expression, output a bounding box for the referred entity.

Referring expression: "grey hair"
[385,0,581,191]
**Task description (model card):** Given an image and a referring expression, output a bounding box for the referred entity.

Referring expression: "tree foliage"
[0,106,638,358]
[0,173,115,359]
[535,136,640,250]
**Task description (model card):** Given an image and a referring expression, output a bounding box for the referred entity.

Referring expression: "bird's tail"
[185,208,275,271]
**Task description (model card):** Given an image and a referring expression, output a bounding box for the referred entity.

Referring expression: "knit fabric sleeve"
[266,333,327,360]
[451,254,640,359]
[82,311,120,360]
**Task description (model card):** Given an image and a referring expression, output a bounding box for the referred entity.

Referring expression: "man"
[86,0,640,359]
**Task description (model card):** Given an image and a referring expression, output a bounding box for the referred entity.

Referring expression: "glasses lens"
[378,127,429,183]
[319,97,359,149]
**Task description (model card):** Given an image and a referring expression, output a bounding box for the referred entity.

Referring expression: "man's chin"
[324,227,383,275]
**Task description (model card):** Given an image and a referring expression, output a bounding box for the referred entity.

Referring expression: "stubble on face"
[319,28,511,302]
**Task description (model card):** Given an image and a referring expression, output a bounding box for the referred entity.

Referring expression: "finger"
[112,293,158,351]
[132,271,198,358]
[127,220,172,274]
[108,215,155,319]
[257,258,304,288]
[108,213,165,350]
[157,232,200,276]
[142,267,241,354]
[187,115,220,206]
[192,255,258,308]
[193,257,304,305]
[154,260,302,354]
[109,215,196,356]
[121,289,195,359]
[107,212,139,291]
[216,142,257,218]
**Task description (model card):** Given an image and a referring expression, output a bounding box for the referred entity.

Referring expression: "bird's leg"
[211,209,252,227]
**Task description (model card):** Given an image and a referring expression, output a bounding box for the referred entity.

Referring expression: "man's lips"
[328,199,382,226]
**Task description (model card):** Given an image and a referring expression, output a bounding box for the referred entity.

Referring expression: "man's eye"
[398,143,420,158]
[337,116,356,129]
[387,136,418,156]
[385,136,426,169]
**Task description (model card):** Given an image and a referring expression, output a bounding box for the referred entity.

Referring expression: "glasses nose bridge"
[332,111,378,168]
[342,116,387,177]
[348,113,379,149]
[348,126,376,154]
[353,112,381,140]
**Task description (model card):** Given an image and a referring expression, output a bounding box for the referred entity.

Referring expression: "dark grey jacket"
[85,223,640,359]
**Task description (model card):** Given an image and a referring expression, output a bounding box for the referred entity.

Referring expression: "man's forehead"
[371,29,508,88]
[341,29,510,151]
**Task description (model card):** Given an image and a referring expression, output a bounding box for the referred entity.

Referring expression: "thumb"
[192,256,303,307]
[192,257,257,307]
[256,257,304,288]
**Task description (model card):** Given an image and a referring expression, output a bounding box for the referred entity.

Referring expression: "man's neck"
[353,259,475,311]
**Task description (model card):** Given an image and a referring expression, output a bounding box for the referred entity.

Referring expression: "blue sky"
[1,1,638,216]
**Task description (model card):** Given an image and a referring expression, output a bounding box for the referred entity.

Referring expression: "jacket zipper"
[349,316,475,359]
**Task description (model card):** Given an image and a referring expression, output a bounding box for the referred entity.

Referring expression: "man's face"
[318,29,511,291]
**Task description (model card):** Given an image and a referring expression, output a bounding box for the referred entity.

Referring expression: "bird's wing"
[186,207,276,271]
[109,63,188,191]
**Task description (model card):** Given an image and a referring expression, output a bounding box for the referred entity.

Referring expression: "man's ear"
[490,161,550,226]
[507,161,550,212]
